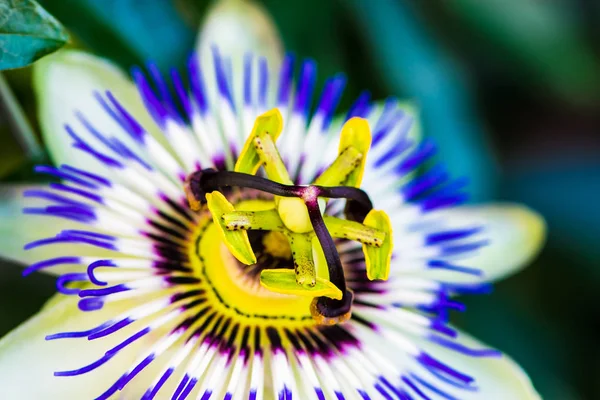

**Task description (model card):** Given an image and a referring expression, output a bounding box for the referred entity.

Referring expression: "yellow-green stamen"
[323,215,386,247]
[363,209,393,280]
[235,108,284,175]
[259,269,342,300]
[205,191,256,265]
[186,108,393,324]
[313,146,363,186]
[287,231,317,286]
[222,209,285,231]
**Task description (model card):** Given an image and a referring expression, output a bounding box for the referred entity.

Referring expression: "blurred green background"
[1,1,599,398]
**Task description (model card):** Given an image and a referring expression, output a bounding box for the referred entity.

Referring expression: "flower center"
[260,231,292,260]
[189,197,317,327]
[185,108,393,325]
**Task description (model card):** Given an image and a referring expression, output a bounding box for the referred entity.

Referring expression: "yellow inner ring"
[188,199,316,328]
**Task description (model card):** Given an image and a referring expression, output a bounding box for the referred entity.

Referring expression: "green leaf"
[37,0,195,71]
[0,0,68,70]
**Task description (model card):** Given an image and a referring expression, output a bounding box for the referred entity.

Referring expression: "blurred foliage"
[346,0,498,202]
[0,0,68,70]
[1,0,599,399]
[445,0,600,105]
[37,0,196,72]
[502,161,600,266]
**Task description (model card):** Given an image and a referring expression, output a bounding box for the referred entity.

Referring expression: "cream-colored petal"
[0,185,116,275]
[430,203,545,283]
[0,185,70,268]
[196,0,284,109]
[414,328,541,400]
[33,50,160,173]
[0,292,162,399]
[197,0,282,64]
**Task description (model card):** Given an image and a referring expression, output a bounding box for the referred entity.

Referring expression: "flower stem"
[0,73,43,159]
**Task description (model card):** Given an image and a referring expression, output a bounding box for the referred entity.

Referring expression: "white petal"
[416,329,541,400]
[432,203,546,283]
[0,293,161,399]
[33,50,160,173]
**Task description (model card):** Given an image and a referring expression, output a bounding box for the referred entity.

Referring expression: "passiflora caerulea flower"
[0,3,545,396]
[0,47,544,399]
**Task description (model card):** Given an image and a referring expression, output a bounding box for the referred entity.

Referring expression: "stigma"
[184,109,393,325]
